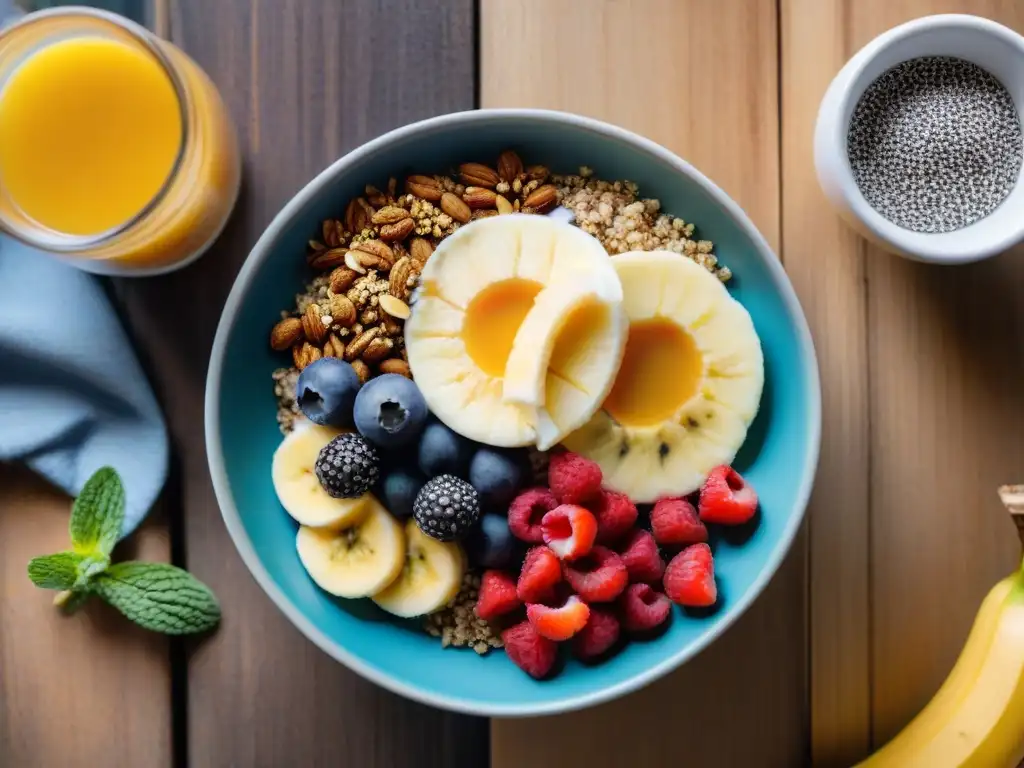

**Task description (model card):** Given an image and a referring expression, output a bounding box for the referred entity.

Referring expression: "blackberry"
[315,433,379,498]
[414,475,480,542]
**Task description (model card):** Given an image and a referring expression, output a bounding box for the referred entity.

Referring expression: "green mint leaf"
[54,588,92,614]
[92,562,221,635]
[69,467,126,557]
[27,552,85,590]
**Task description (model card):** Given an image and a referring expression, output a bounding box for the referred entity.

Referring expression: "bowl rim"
[204,107,822,717]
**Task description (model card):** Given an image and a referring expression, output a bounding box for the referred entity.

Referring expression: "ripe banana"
[856,486,1024,768]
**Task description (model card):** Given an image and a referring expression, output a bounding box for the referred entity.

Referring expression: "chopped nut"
[371,205,411,225]
[329,266,359,294]
[360,309,379,325]
[308,239,325,252]
[365,185,388,208]
[322,219,341,247]
[323,334,346,358]
[459,162,500,188]
[440,192,471,224]
[362,337,391,364]
[379,217,415,242]
[523,184,557,213]
[471,209,498,220]
[307,247,348,271]
[379,358,411,377]
[344,326,381,361]
[292,341,321,370]
[463,187,498,209]
[379,294,411,320]
[344,250,367,274]
[388,257,413,299]
[497,149,524,183]
[405,174,443,202]
[270,317,303,351]
[495,195,513,215]
[301,303,327,344]
[350,359,371,383]
[351,239,395,267]
[329,294,357,327]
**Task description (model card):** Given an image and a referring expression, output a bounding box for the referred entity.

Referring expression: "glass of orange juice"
[0,7,241,275]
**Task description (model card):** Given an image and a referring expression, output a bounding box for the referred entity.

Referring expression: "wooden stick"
[997,485,1024,551]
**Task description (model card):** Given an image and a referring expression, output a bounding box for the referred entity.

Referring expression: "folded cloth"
[0,237,168,537]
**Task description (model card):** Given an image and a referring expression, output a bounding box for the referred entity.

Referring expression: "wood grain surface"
[111,1,485,766]
[0,465,172,767]
[782,0,1024,764]
[483,3,808,766]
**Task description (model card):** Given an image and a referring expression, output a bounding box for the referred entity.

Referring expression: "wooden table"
[2,1,1022,766]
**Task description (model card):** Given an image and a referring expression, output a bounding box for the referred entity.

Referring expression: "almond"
[459,162,500,188]
[307,247,348,271]
[344,327,381,361]
[329,294,357,327]
[351,239,395,267]
[322,219,341,247]
[329,266,359,294]
[308,239,325,252]
[471,209,498,220]
[293,341,321,370]
[361,337,392,364]
[497,150,524,183]
[344,250,367,274]
[523,184,558,213]
[463,186,498,209]
[379,217,415,242]
[405,174,443,201]
[270,317,303,351]
[379,358,411,378]
[495,195,513,215]
[302,304,328,344]
[371,205,411,226]
[382,313,403,336]
[350,359,371,384]
[441,192,471,224]
[387,177,398,198]
[525,165,550,183]
[409,237,434,265]
[388,257,413,299]
[379,294,411,320]
[323,334,347,358]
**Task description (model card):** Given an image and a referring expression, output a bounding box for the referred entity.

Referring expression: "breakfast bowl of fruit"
[205,109,821,716]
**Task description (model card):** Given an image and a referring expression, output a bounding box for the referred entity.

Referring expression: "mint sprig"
[27,467,220,636]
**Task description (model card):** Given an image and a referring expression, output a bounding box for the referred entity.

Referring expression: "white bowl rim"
[204,107,823,717]
[817,13,1024,264]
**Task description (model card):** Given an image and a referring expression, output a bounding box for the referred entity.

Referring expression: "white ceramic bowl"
[814,14,1024,264]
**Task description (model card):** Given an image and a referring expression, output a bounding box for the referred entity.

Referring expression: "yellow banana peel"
[855,485,1024,768]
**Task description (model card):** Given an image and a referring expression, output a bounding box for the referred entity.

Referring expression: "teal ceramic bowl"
[206,109,821,716]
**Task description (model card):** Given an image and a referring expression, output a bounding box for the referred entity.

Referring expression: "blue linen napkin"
[0,237,168,537]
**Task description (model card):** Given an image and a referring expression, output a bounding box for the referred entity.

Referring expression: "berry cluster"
[477,452,759,679]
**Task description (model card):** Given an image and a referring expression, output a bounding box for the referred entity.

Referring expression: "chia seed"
[846,56,1023,234]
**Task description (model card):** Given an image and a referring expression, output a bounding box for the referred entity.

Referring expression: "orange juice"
[0,9,240,274]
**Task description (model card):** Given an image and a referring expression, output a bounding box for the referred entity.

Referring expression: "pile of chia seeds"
[847,56,1023,234]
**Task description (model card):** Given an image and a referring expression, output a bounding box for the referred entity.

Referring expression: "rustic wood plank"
[483,3,807,766]
[113,1,485,766]
[0,464,172,768]
[843,2,1024,750]
[780,1,873,764]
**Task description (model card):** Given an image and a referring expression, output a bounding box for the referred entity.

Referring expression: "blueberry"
[465,512,517,569]
[381,468,426,519]
[354,374,428,449]
[469,447,526,510]
[295,358,361,427]
[417,420,473,478]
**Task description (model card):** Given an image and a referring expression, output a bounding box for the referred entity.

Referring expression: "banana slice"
[272,421,371,528]
[563,251,764,502]
[295,495,405,598]
[371,519,466,618]
[406,215,623,448]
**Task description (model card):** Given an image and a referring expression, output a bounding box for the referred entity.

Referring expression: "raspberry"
[664,543,718,607]
[651,497,707,546]
[618,583,672,633]
[547,451,602,504]
[502,619,559,679]
[590,490,638,544]
[541,504,597,561]
[517,546,562,604]
[475,570,521,621]
[508,487,558,543]
[526,595,591,641]
[699,466,758,525]
[618,529,665,584]
[572,607,621,660]
[562,546,628,603]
